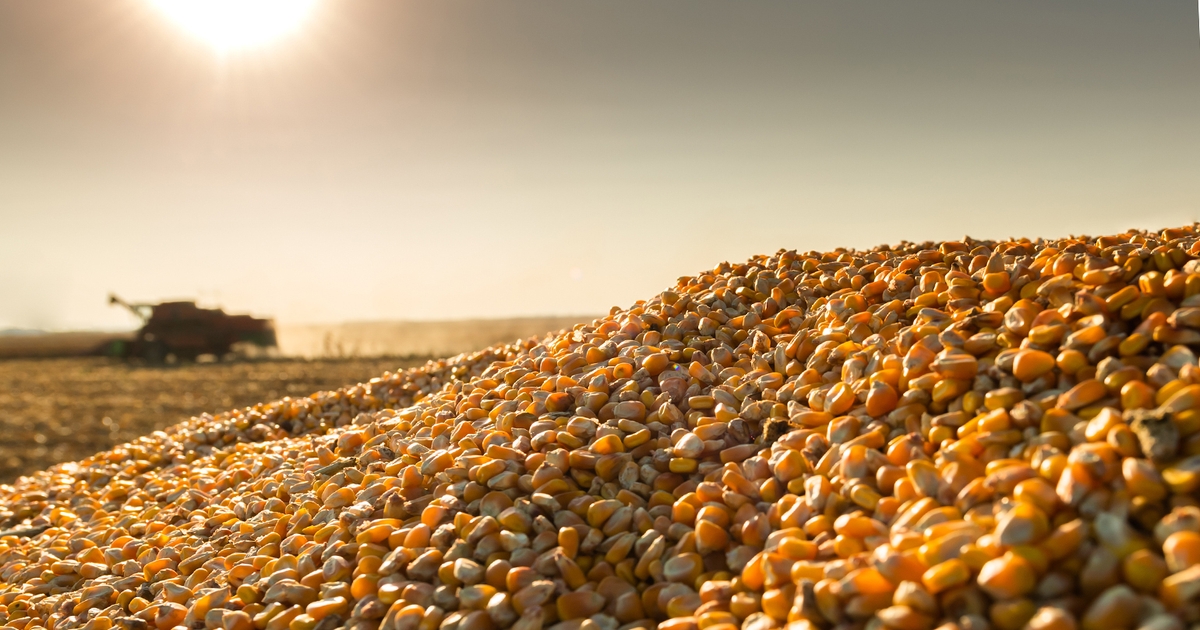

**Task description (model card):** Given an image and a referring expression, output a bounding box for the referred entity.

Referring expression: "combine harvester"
[104,294,278,363]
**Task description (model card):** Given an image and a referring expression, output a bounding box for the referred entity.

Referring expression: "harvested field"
[277,317,594,358]
[0,317,593,361]
[0,357,420,483]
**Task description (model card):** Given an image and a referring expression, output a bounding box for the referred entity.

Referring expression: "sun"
[149,0,320,52]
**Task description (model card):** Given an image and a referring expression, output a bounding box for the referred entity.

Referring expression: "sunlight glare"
[150,0,320,52]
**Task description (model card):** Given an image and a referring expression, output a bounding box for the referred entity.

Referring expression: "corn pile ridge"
[4,225,1200,630]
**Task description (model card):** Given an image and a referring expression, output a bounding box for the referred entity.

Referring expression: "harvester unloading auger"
[105,294,277,362]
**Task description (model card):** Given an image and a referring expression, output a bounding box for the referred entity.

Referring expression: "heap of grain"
[4,226,1200,630]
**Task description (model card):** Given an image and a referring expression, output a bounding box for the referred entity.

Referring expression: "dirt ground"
[0,357,422,484]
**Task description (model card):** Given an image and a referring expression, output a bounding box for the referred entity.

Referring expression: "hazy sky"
[2,1,1198,331]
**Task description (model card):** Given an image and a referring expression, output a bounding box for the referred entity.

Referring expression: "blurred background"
[1,0,1198,480]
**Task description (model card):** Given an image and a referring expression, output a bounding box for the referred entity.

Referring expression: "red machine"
[106,295,277,362]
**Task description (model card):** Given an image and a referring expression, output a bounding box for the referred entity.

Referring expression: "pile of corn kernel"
[4,226,1200,630]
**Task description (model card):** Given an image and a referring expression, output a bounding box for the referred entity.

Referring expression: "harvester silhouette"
[106,294,277,363]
